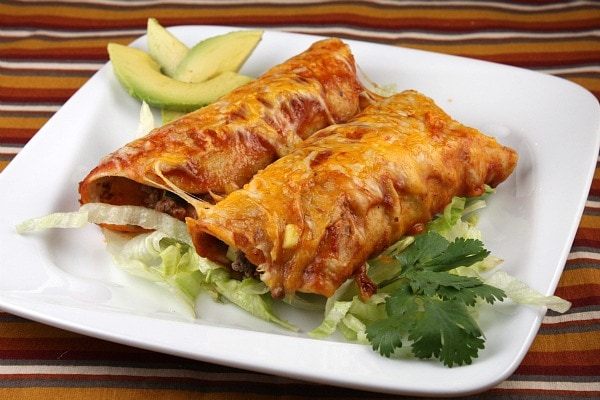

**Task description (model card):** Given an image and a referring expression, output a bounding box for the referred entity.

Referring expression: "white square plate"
[1,27,598,396]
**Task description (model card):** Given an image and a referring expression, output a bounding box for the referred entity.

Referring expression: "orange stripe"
[558,268,600,287]
[0,75,87,90]
[0,37,127,53]
[579,214,600,230]
[0,117,48,131]
[529,332,600,352]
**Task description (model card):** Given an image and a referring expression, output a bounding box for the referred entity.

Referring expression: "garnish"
[366,231,506,367]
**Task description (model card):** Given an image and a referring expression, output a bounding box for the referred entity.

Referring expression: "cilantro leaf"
[407,270,506,305]
[435,280,507,306]
[409,298,484,367]
[396,231,449,272]
[366,317,405,357]
[366,230,507,366]
[420,237,490,272]
[385,284,420,317]
[379,232,491,289]
[366,285,417,357]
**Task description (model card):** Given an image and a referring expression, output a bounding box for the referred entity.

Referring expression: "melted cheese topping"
[79,38,375,224]
[188,90,518,298]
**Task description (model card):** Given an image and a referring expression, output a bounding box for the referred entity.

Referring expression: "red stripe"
[517,351,600,375]
[515,365,600,377]
[0,130,40,144]
[472,51,600,69]
[0,48,112,62]
[0,88,78,103]
[0,16,145,31]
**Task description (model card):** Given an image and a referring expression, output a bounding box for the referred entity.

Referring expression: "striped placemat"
[1,1,598,398]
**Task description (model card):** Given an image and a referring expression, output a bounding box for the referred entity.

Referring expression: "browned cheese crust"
[78,38,377,230]
[187,90,519,299]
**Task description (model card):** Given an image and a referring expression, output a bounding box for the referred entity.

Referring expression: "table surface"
[1,1,599,399]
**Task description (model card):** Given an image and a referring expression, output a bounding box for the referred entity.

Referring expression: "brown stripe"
[396,42,599,66]
[0,39,125,62]
[515,364,600,377]
[0,129,39,144]
[571,227,600,250]
[520,349,600,368]
[0,88,77,104]
[554,284,599,307]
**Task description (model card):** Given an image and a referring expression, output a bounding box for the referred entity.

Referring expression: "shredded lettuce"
[16,210,89,232]
[485,270,571,313]
[104,229,206,315]
[309,301,352,339]
[17,203,193,246]
[213,277,298,331]
[135,101,156,138]
[17,203,297,329]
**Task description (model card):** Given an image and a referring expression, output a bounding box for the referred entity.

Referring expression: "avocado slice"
[108,43,254,112]
[147,18,189,77]
[174,30,263,82]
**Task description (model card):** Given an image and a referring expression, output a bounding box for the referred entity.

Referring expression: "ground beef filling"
[142,186,198,221]
[141,186,261,279]
[230,250,259,279]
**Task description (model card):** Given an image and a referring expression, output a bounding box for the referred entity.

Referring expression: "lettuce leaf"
[17,203,297,329]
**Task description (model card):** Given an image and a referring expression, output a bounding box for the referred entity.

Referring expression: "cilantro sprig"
[366,231,506,367]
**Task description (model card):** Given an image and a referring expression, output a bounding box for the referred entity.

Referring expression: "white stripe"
[286,27,600,42]
[568,251,600,262]
[543,310,600,324]
[12,0,599,13]
[0,29,145,39]
[3,26,598,42]
[496,379,600,391]
[585,200,600,210]
[0,146,22,155]
[540,66,600,75]
[0,104,60,113]
[0,60,103,71]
